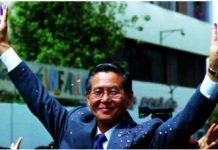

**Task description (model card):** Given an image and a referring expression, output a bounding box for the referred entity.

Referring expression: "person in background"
[10,137,22,150]
[0,137,22,150]
[198,123,218,149]
[35,141,56,149]
[1,6,218,149]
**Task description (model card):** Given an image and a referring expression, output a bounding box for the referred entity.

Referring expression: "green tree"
[208,105,218,125]
[9,2,134,69]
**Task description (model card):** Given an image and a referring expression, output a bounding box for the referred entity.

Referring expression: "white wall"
[119,2,212,56]
[0,103,52,148]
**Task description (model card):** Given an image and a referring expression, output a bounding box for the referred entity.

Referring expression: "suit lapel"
[107,111,137,149]
[107,111,163,149]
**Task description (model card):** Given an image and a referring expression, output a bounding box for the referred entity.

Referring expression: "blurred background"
[0,1,217,148]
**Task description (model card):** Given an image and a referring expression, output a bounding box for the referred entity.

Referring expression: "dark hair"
[85,63,132,94]
[35,141,56,149]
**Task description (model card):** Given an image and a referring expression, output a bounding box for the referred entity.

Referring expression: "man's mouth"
[98,106,115,112]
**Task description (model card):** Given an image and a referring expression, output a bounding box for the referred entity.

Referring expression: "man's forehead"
[92,85,121,90]
[91,71,122,80]
[90,72,123,85]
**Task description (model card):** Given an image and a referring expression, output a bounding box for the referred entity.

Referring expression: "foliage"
[0,89,84,106]
[9,2,137,69]
[208,105,218,125]
[0,90,24,103]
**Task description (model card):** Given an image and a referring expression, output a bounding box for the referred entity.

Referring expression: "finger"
[205,124,216,144]
[0,6,2,23]
[1,5,7,25]
[209,124,218,140]
[211,125,218,140]
[206,123,216,137]
[0,6,2,16]
[214,124,218,133]
[10,143,14,149]
[208,123,217,138]
[206,141,217,149]
[212,23,218,44]
[14,137,22,149]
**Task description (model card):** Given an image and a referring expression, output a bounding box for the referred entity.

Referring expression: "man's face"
[86,71,132,124]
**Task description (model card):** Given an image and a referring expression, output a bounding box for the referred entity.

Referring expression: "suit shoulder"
[68,106,94,123]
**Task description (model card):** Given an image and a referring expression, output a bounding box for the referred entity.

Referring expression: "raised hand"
[198,123,218,149]
[0,5,9,54]
[10,137,22,150]
[208,23,218,81]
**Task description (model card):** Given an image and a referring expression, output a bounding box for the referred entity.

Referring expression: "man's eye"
[92,90,102,95]
[110,90,120,95]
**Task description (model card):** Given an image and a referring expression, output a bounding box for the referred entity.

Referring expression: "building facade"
[120,1,213,88]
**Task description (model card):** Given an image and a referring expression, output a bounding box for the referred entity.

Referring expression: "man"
[0,6,218,149]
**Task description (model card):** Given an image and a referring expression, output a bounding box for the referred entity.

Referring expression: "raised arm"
[151,23,218,148]
[0,6,68,145]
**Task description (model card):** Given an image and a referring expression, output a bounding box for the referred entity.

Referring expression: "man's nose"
[101,93,110,102]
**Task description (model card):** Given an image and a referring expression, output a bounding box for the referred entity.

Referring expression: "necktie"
[96,134,107,149]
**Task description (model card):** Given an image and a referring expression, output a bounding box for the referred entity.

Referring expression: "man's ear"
[86,94,90,106]
[127,91,134,108]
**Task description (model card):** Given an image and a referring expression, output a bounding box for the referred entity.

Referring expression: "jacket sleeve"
[8,61,68,144]
[150,86,216,148]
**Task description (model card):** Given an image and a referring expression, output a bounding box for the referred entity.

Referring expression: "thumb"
[206,141,217,149]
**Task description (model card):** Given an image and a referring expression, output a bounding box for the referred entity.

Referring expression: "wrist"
[0,42,10,55]
[207,67,218,82]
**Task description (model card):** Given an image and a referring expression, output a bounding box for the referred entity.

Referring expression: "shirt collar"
[96,124,118,140]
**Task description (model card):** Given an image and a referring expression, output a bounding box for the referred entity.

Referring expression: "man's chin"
[96,115,120,124]
[98,119,119,126]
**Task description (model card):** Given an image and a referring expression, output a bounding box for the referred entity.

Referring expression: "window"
[150,1,177,11]
[150,1,211,23]
[121,39,206,88]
